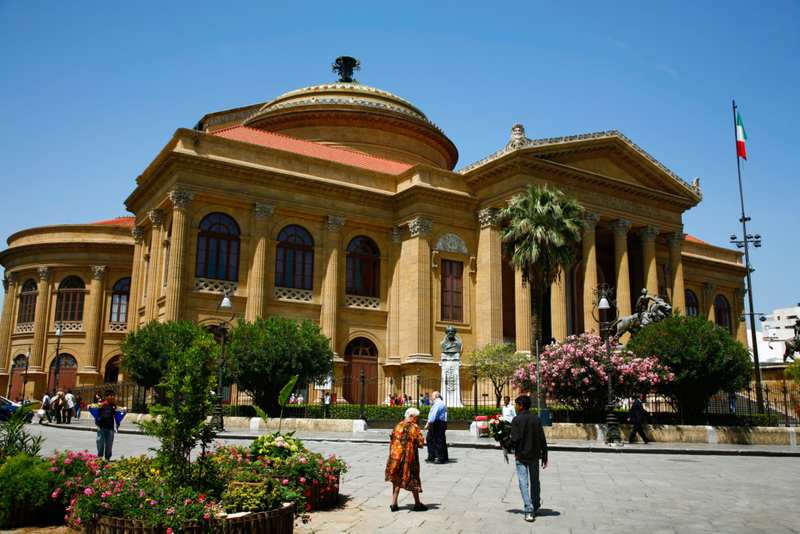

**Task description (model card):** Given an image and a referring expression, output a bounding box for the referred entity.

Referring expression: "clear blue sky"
[1,1,798,318]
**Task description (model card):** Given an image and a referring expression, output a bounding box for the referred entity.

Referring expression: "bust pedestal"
[439,360,464,408]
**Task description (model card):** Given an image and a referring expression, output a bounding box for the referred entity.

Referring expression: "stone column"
[127,227,145,332]
[82,266,106,374]
[735,288,749,345]
[666,231,686,313]
[30,267,52,370]
[386,227,403,364]
[145,209,163,322]
[581,212,601,334]
[637,225,660,296]
[320,216,346,357]
[245,203,275,320]
[476,208,503,347]
[550,270,568,342]
[164,189,194,322]
[704,282,717,322]
[610,220,633,320]
[515,270,531,353]
[400,218,434,362]
[0,272,19,373]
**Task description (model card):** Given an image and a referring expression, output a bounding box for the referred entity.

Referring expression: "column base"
[404,353,434,364]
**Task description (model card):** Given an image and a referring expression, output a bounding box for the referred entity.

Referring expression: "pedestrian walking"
[385,407,427,512]
[424,391,448,464]
[40,391,52,424]
[627,393,652,444]
[53,390,64,424]
[502,395,517,422]
[95,389,119,460]
[64,389,76,424]
[75,394,83,419]
[505,395,548,523]
[297,393,304,404]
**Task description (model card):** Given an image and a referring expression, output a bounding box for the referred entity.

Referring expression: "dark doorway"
[344,338,378,405]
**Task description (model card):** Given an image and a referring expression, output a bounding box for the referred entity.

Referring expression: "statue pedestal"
[439,360,464,408]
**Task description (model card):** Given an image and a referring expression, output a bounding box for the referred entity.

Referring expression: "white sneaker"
[524,513,535,522]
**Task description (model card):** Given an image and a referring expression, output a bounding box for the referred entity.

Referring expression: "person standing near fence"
[424,391,448,464]
[627,393,652,444]
[95,389,119,460]
[502,396,517,422]
[75,394,83,420]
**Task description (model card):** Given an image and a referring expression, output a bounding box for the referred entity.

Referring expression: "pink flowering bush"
[513,331,673,421]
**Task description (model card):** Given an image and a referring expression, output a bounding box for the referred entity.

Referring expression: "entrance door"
[344,338,379,405]
[48,354,78,391]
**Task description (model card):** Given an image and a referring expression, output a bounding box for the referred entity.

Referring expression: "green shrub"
[221,478,286,514]
[0,402,44,464]
[0,454,55,527]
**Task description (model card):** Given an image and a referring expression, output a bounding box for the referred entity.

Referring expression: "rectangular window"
[441,259,463,322]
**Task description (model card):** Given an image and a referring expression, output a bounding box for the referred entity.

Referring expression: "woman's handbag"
[37,409,46,418]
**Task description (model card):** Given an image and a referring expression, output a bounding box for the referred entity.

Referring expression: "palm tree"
[497,184,585,350]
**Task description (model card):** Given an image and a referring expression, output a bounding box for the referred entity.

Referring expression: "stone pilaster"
[515,269,532,353]
[246,203,275,320]
[401,217,434,363]
[704,282,717,322]
[145,209,163,322]
[666,231,686,314]
[127,227,145,332]
[610,219,633,325]
[164,190,194,322]
[0,272,18,373]
[476,208,502,347]
[82,266,106,375]
[386,227,403,364]
[320,216,346,359]
[637,225,660,296]
[581,212,601,334]
[30,267,52,370]
[550,269,568,341]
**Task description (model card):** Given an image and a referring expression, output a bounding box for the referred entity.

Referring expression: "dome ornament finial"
[332,56,361,83]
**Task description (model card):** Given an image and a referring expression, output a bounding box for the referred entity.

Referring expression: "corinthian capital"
[91,266,107,279]
[253,203,276,222]
[148,209,163,228]
[132,226,145,243]
[581,212,601,230]
[609,219,633,237]
[5,271,18,285]
[478,208,499,228]
[735,287,747,300]
[325,215,346,233]
[391,227,402,244]
[168,189,195,210]
[407,217,433,237]
[38,267,52,280]
[704,282,717,295]
[637,225,660,243]
[666,231,685,249]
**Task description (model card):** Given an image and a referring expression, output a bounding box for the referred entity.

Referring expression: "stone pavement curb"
[35,418,800,458]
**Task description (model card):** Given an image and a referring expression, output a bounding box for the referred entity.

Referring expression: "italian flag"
[736,113,747,160]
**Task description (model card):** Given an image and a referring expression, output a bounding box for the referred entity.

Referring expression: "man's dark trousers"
[426,420,448,461]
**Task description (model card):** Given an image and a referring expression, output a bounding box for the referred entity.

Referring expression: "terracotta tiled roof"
[684,234,709,245]
[211,126,413,176]
[88,217,136,227]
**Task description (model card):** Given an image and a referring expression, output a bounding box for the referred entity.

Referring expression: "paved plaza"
[30,424,800,534]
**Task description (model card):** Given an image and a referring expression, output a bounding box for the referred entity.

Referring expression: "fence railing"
[74,376,800,427]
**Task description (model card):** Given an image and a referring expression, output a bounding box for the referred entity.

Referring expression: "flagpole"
[732,100,765,414]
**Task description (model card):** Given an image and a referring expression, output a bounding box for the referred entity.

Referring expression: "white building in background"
[747,329,785,363]
[762,304,800,342]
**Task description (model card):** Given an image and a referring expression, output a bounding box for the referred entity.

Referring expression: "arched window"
[685,290,699,317]
[12,354,29,369]
[196,213,240,282]
[714,295,732,333]
[48,354,79,390]
[56,277,85,323]
[276,225,314,290]
[17,279,38,325]
[346,236,380,298]
[110,278,131,324]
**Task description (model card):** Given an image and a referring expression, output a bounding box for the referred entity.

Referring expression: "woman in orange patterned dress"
[385,407,428,512]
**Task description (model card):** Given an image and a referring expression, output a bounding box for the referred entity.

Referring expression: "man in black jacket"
[627,393,651,444]
[505,395,548,523]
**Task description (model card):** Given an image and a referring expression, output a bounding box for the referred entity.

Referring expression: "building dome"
[242,57,458,170]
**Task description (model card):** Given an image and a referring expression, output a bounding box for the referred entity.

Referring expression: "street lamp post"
[592,284,622,444]
[53,324,63,392]
[210,290,236,432]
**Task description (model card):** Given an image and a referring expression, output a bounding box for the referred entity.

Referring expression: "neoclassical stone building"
[0,59,748,402]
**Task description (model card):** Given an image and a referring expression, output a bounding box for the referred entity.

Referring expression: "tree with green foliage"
[626,314,752,423]
[785,358,800,385]
[119,320,207,390]
[466,343,529,408]
[497,185,585,349]
[137,331,219,488]
[224,316,334,411]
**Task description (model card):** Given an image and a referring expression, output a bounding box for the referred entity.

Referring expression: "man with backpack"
[95,389,119,460]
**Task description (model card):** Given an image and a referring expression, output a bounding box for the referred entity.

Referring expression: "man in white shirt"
[502,396,517,422]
